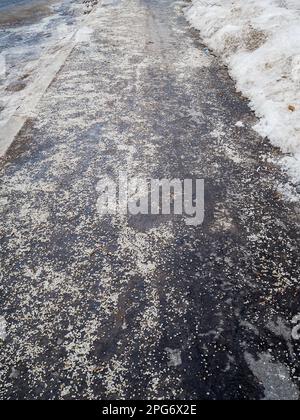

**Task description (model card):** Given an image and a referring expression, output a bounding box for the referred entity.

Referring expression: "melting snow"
[186,0,300,185]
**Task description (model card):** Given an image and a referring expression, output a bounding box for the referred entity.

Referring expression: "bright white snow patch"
[185,0,300,184]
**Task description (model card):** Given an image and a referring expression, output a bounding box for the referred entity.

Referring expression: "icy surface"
[186,0,300,184]
[0,1,94,127]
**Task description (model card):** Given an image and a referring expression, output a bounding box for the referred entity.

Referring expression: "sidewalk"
[0,0,299,400]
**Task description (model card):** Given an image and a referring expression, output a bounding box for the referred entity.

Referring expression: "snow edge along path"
[185,0,300,186]
[0,1,101,157]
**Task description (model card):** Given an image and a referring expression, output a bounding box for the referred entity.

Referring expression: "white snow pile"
[185,0,300,184]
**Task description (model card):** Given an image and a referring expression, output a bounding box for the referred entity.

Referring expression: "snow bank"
[185,0,300,184]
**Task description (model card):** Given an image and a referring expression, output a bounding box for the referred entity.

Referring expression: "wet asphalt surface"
[0,0,300,400]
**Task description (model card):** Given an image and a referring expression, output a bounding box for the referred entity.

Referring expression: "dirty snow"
[0,0,97,132]
[186,0,300,185]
